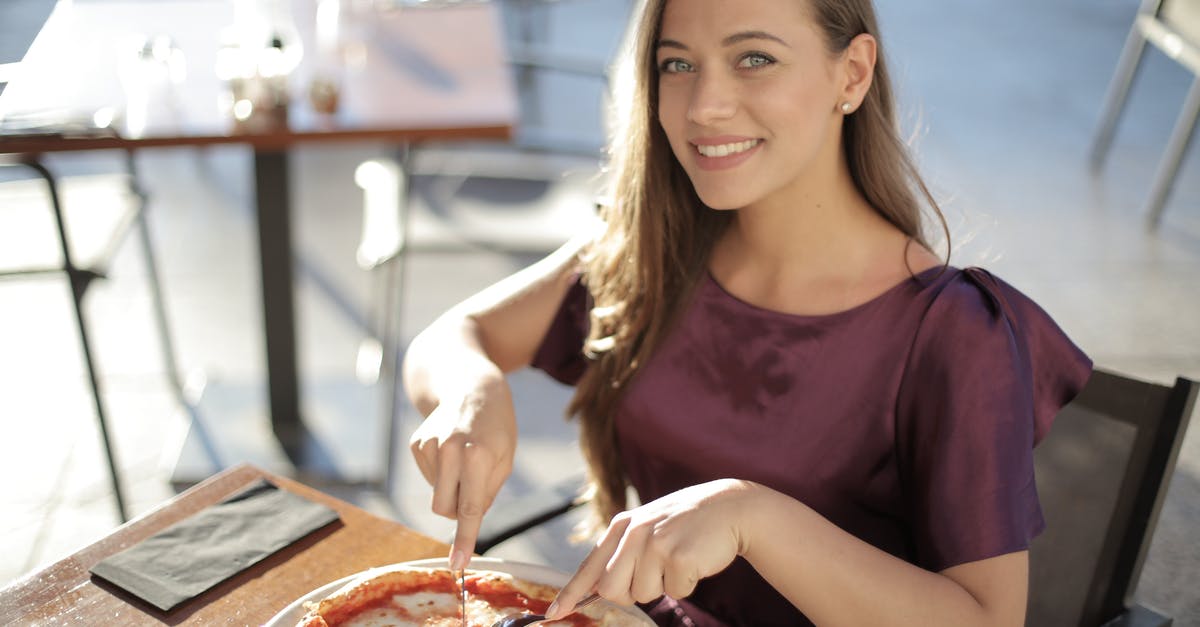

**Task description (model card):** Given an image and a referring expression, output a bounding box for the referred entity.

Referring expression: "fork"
[490,593,601,627]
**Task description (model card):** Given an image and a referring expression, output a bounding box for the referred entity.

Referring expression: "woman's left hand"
[546,479,757,619]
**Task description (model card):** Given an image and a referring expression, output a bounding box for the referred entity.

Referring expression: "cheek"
[657,91,691,157]
[766,79,824,123]
[761,84,833,153]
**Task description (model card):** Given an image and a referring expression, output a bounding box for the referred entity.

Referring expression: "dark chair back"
[1028,369,1197,626]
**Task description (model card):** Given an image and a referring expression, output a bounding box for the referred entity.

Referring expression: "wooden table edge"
[0,463,450,624]
[0,123,514,155]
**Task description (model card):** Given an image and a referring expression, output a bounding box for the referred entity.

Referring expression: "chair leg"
[1090,22,1149,171]
[381,256,404,494]
[125,152,185,401]
[70,279,130,523]
[27,158,129,524]
[1145,76,1200,229]
[384,145,414,496]
[355,155,407,386]
[356,270,386,384]
[510,0,547,128]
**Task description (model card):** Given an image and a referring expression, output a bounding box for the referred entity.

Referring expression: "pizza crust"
[292,566,637,627]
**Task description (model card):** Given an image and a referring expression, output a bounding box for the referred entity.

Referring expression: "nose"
[686,70,737,126]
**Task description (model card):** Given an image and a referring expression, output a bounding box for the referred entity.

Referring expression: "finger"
[598,520,649,606]
[430,441,462,519]
[450,442,496,569]
[409,435,437,485]
[629,538,666,604]
[662,555,700,600]
[547,516,630,620]
[485,452,512,500]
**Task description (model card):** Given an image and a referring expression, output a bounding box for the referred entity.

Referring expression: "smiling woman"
[400,0,1093,626]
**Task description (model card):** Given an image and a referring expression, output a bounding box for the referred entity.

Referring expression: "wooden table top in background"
[0,464,450,625]
[0,0,517,153]
[0,0,518,471]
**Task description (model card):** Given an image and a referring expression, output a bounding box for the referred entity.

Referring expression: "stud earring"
[840,102,853,114]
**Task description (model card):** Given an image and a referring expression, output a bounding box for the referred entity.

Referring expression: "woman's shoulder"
[906,265,1093,441]
[916,266,1060,338]
[905,266,1070,359]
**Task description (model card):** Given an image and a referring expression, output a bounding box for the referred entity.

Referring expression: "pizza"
[293,566,639,627]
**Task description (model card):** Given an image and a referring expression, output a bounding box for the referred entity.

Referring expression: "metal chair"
[1090,0,1200,229]
[502,0,624,156]
[0,149,183,523]
[351,150,410,493]
[389,0,626,153]
[353,146,598,494]
[354,0,634,493]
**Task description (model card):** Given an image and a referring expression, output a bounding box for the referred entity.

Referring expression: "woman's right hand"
[408,381,517,569]
[403,235,592,569]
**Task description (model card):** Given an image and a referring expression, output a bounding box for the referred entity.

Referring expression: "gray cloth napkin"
[89,479,340,611]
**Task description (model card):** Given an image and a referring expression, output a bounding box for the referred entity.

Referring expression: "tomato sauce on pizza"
[294,567,637,627]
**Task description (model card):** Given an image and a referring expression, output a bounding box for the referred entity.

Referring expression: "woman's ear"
[840,33,877,112]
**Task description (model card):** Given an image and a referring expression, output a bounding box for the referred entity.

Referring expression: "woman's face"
[655,0,848,211]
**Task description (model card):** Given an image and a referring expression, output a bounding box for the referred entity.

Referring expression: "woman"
[403,0,1092,624]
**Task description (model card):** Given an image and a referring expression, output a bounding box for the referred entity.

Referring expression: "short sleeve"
[530,274,592,385]
[896,268,1092,572]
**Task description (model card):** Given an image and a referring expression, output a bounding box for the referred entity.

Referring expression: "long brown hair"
[567,0,950,534]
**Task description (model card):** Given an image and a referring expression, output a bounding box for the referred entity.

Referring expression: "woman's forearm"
[737,482,1025,627]
[402,234,589,418]
[402,315,507,418]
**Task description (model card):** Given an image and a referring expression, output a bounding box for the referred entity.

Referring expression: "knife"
[458,567,467,626]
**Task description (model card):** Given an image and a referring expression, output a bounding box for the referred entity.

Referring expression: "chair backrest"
[1027,369,1197,626]
[1157,0,1200,43]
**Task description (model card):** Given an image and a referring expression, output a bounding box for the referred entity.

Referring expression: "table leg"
[173,149,385,489]
[253,150,303,458]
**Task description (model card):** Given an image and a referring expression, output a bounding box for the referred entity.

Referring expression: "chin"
[700,198,745,212]
[690,182,755,211]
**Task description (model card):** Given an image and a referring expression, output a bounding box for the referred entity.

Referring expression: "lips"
[690,136,763,171]
[695,138,760,157]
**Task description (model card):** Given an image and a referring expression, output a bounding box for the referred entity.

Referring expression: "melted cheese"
[338,591,453,626]
[337,591,534,627]
[392,591,460,617]
[340,606,422,627]
[465,597,512,625]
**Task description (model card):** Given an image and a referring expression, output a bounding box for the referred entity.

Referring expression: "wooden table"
[0,0,517,470]
[0,464,450,625]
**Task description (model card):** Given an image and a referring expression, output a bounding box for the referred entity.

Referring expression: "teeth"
[696,139,759,158]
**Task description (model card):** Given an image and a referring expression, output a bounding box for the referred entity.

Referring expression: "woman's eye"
[659,59,693,73]
[738,53,774,69]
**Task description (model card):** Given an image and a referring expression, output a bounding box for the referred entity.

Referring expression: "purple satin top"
[532,266,1092,626]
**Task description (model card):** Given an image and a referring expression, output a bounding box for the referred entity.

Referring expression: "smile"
[694,139,761,158]
[690,137,764,171]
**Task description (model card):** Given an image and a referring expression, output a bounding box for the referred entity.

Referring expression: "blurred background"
[1,0,1198,623]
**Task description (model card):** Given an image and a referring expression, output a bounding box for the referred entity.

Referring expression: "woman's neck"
[708,164,935,315]
[727,164,888,273]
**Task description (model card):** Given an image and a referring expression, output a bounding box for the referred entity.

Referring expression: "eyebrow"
[656,30,791,51]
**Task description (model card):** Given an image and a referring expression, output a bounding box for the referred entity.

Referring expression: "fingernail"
[546,601,560,618]
[450,549,467,571]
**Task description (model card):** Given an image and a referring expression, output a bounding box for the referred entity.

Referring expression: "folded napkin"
[90,479,340,611]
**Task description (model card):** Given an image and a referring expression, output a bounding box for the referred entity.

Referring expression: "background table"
[0,464,450,625]
[0,0,518,471]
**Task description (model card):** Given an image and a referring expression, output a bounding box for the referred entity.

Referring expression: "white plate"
[264,556,655,626]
